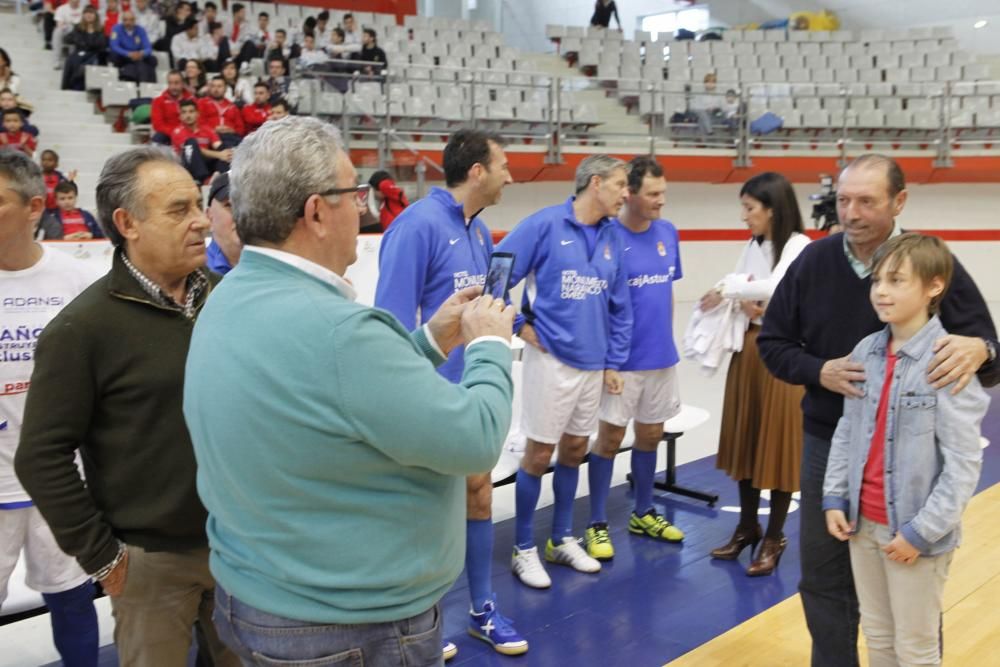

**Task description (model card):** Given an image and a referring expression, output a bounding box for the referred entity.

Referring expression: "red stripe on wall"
[490,229,1000,243]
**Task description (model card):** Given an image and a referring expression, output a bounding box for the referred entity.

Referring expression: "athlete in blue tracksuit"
[374,130,527,660]
[497,155,633,589]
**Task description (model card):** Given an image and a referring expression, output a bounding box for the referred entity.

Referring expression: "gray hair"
[0,149,45,202]
[95,145,179,247]
[574,154,627,194]
[230,116,344,245]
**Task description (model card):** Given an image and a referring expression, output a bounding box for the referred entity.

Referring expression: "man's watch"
[984,338,998,363]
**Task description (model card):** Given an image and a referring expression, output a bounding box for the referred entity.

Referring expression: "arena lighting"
[974,20,988,29]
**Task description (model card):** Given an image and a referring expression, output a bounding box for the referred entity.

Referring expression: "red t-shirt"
[377,179,409,231]
[860,348,897,525]
[43,171,65,210]
[151,91,194,136]
[103,11,119,37]
[170,124,221,154]
[241,103,270,134]
[0,131,36,156]
[60,208,88,236]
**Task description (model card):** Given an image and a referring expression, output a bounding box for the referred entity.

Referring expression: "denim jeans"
[213,585,443,666]
[800,431,860,667]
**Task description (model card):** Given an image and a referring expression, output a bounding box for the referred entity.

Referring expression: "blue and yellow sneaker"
[584,522,615,560]
[468,595,529,656]
[443,640,457,661]
[628,510,684,542]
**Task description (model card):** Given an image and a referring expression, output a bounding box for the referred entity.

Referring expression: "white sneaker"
[511,545,552,589]
[545,537,602,573]
[442,640,457,661]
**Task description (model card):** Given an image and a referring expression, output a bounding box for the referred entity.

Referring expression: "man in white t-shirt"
[52,0,85,62]
[0,150,99,664]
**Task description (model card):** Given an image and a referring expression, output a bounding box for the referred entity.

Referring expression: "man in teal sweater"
[183,116,516,666]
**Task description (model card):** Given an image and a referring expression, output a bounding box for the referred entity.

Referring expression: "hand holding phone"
[483,252,515,301]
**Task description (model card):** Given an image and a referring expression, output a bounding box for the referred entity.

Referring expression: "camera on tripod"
[809,174,840,232]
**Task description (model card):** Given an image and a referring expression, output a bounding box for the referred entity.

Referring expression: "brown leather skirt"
[715,324,804,492]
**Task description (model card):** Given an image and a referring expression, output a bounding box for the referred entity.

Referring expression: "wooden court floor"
[667,482,1000,666]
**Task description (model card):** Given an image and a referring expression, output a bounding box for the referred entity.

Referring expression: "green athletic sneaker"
[584,522,615,561]
[628,511,684,542]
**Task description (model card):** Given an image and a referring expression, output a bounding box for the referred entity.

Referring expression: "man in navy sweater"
[758,154,999,667]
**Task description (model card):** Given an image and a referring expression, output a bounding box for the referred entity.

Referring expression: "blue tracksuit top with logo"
[615,218,682,371]
[375,187,493,383]
[497,197,633,371]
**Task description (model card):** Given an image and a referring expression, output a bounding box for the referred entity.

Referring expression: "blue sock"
[551,463,579,542]
[465,518,494,613]
[631,449,657,516]
[515,469,542,550]
[42,581,98,667]
[587,453,615,525]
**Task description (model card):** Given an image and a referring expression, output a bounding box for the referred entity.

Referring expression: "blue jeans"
[213,586,443,666]
[800,431,860,667]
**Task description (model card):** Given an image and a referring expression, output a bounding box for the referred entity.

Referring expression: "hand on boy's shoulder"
[928,334,990,395]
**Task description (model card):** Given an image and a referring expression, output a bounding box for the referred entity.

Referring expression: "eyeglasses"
[317,183,370,208]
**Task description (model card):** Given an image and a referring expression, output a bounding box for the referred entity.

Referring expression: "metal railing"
[294,58,1000,169]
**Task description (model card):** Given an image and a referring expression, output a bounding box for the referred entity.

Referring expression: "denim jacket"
[822,316,989,555]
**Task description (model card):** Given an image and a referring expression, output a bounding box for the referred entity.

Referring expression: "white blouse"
[720,232,811,303]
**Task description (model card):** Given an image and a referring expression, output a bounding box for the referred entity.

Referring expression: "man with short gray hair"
[16,147,238,666]
[183,116,516,664]
[497,154,633,589]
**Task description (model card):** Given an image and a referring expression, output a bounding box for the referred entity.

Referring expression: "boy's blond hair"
[871,232,953,314]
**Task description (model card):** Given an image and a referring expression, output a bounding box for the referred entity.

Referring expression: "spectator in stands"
[151,70,193,145]
[298,32,330,69]
[184,115,513,667]
[241,82,271,133]
[264,57,298,109]
[204,171,240,275]
[173,99,232,183]
[0,48,21,95]
[16,146,239,667]
[220,59,253,104]
[267,98,290,121]
[368,170,408,230]
[198,76,245,147]
[267,28,301,63]
[355,28,387,77]
[172,17,203,70]
[340,13,362,54]
[0,90,37,137]
[0,148,100,667]
[691,72,721,136]
[52,0,85,63]
[109,10,158,83]
[1,109,37,157]
[40,149,76,211]
[37,180,104,240]
[228,3,252,51]
[313,10,330,48]
[326,26,352,61]
[590,0,621,29]
[201,21,232,72]
[133,0,162,46]
[61,5,108,91]
[236,11,271,67]
[723,88,741,129]
[183,58,209,97]
[102,0,120,38]
[199,1,220,37]
[157,0,193,54]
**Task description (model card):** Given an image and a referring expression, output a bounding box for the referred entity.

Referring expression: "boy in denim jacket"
[823,233,989,667]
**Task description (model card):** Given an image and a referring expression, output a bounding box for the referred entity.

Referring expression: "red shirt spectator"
[368,171,410,231]
[197,89,245,136]
[170,124,221,155]
[151,72,193,137]
[43,171,67,210]
[60,208,90,236]
[0,129,37,158]
[241,103,270,134]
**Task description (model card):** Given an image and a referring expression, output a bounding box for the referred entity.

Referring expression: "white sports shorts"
[520,344,603,444]
[0,505,89,603]
[599,366,681,427]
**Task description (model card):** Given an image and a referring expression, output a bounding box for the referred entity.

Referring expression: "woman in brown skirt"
[701,172,811,576]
